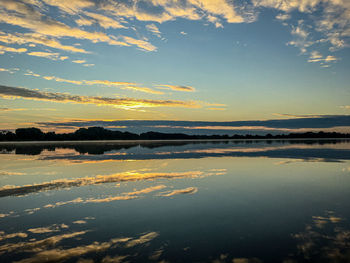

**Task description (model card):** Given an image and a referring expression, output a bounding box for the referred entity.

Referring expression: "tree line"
[0,127,349,141]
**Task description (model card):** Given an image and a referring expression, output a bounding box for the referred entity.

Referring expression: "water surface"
[1,140,350,263]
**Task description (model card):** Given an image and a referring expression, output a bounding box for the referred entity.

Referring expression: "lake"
[0,139,350,263]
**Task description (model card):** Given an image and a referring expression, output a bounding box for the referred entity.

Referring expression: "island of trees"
[0,127,349,141]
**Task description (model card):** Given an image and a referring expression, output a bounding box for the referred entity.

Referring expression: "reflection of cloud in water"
[0,171,205,198]
[149,248,164,261]
[13,236,131,263]
[0,211,14,218]
[28,223,68,234]
[42,185,168,209]
[0,232,28,242]
[232,258,263,263]
[287,211,350,262]
[73,220,87,224]
[211,254,262,263]
[0,171,25,176]
[0,215,159,263]
[124,185,166,196]
[160,187,198,197]
[1,228,158,263]
[0,231,87,254]
[2,141,349,164]
[36,144,350,164]
[124,232,159,248]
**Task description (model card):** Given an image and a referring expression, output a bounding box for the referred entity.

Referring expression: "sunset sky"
[0,0,349,133]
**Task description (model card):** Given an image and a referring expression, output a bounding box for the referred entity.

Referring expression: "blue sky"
[0,0,349,133]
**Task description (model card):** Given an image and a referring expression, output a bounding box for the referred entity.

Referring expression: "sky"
[0,0,349,134]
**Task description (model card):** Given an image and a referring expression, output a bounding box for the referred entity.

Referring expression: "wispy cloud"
[72,59,86,64]
[0,1,156,52]
[0,0,349,65]
[36,116,350,134]
[121,86,164,95]
[255,0,350,63]
[156,84,196,92]
[23,71,189,95]
[276,13,291,21]
[0,44,26,54]
[0,85,200,111]
[0,31,89,53]
[308,52,338,64]
[146,24,162,38]
[27,51,68,61]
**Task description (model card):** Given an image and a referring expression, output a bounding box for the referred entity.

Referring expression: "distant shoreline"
[1,126,349,142]
[1,138,349,144]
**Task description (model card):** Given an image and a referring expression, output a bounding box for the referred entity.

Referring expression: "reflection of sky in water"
[0,140,350,262]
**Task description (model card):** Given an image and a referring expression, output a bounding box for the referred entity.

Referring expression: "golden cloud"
[0,85,201,111]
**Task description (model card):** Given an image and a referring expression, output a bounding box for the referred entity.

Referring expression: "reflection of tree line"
[0,139,349,155]
[0,126,349,142]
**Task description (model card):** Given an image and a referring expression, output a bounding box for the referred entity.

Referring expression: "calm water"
[0,140,350,263]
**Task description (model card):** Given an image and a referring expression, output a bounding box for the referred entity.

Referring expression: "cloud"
[121,35,157,52]
[0,85,200,111]
[82,11,127,29]
[41,0,95,15]
[38,116,350,130]
[146,24,162,38]
[72,59,86,64]
[0,44,27,54]
[308,54,338,63]
[0,0,349,64]
[83,79,137,87]
[22,72,175,94]
[102,0,247,26]
[156,84,196,92]
[0,107,25,112]
[159,187,198,196]
[254,0,350,62]
[34,116,350,136]
[0,31,89,53]
[42,76,83,85]
[276,13,291,21]
[121,86,164,95]
[207,107,226,111]
[0,2,156,52]
[27,51,68,61]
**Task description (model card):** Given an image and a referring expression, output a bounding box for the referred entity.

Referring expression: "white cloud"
[27,51,68,61]
[72,59,86,64]
[146,24,162,38]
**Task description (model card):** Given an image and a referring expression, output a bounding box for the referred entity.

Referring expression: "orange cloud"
[0,85,200,110]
